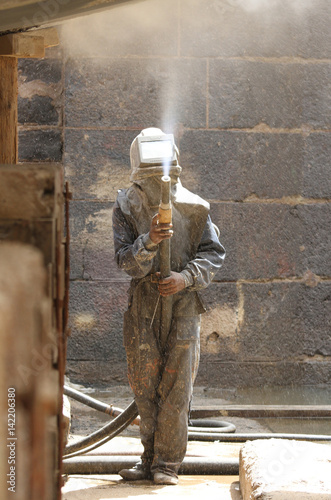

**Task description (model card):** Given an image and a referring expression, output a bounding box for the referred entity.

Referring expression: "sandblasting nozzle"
[159,175,172,224]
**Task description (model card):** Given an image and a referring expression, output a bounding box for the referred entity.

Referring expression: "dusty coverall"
[112,180,225,476]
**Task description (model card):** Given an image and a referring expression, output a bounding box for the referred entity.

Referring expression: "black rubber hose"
[63,455,239,476]
[64,387,331,459]
[64,386,331,461]
[63,417,236,459]
[189,419,236,433]
[63,387,237,458]
[63,400,139,458]
[64,385,139,423]
[64,386,235,435]
[64,419,133,459]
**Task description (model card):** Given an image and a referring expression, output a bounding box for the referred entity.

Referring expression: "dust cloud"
[228,0,314,15]
[60,0,179,132]
[59,0,318,134]
[60,0,319,60]
[59,0,175,59]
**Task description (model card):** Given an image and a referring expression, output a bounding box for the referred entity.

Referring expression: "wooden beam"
[0,163,63,219]
[24,28,59,48]
[0,33,45,58]
[0,57,18,164]
[0,28,58,164]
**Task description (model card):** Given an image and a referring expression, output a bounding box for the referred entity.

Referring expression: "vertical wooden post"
[0,56,18,164]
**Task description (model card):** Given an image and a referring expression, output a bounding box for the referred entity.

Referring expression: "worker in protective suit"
[112,128,225,485]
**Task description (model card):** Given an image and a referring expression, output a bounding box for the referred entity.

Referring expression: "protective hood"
[130,128,182,182]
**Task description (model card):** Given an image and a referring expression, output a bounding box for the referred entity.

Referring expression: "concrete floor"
[62,436,243,499]
[62,383,331,500]
[61,383,250,499]
[62,474,242,500]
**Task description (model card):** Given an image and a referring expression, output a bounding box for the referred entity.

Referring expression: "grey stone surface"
[199,283,240,361]
[18,58,62,84]
[301,64,331,130]
[65,57,207,128]
[18,95,60,125]
[201,282,331,363]
[69,200,126,281]
[209,61,331,130]
[209,60,304,129]
[238,283,303,361]
[198,358,331,388]
[196,359,304,388]
[301,283,331,357]
[299,204,331,277]
[303,361,331,386]
[199,282,331,386]
[64,129,135,201]
[66,360,129,386]
[180,0,331,59]
[179,130,303,201]
[17,57,63,127]
[210,203,303,281]
[302,0,331,59]
[303,133,331,199]
[18,129,62,162]
[67,281,129,363]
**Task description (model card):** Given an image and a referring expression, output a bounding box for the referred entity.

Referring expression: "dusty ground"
[62,474,242,500]
[62,383,331,500]
[62,433,244,499]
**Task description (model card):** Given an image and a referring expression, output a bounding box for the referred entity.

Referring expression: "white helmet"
[130,128,181,182]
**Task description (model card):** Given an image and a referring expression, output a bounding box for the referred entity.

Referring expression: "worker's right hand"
[149,213,173,245]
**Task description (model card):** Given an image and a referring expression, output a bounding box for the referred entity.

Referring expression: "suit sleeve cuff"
[180,270,194,288]
[142,234,158,251]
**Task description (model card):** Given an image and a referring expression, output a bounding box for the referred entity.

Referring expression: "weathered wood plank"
[0,57,17,164]
[24,28,59,48]
[0,219,55,267]
[0,163,63,219]
[0,163,66,499]
[0,243,58,500]
[0,33,45,58]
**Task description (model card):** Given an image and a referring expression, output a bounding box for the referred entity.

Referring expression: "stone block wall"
[17,0,331,388]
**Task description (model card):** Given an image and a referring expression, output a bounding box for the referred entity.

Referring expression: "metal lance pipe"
[158,175,172,349]
[63,401,139,458]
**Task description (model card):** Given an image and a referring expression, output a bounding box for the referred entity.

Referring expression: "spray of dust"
[60,0,317,54]
[60,0,317,149]
[162,159,171,178]
[60,0,172,59]
[60,0,179,146]
[227,0,314,15]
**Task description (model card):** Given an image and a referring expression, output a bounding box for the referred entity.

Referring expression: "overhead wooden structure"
[0,27,59,164]
[0,0,139,33]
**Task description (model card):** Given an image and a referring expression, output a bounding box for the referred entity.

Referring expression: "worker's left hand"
[157,271,186,296]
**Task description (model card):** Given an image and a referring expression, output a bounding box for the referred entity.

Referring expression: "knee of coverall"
[157,317,201,413]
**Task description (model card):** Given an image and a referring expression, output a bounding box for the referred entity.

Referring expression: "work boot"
[119,463,151,481]
[153,472,178,485]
